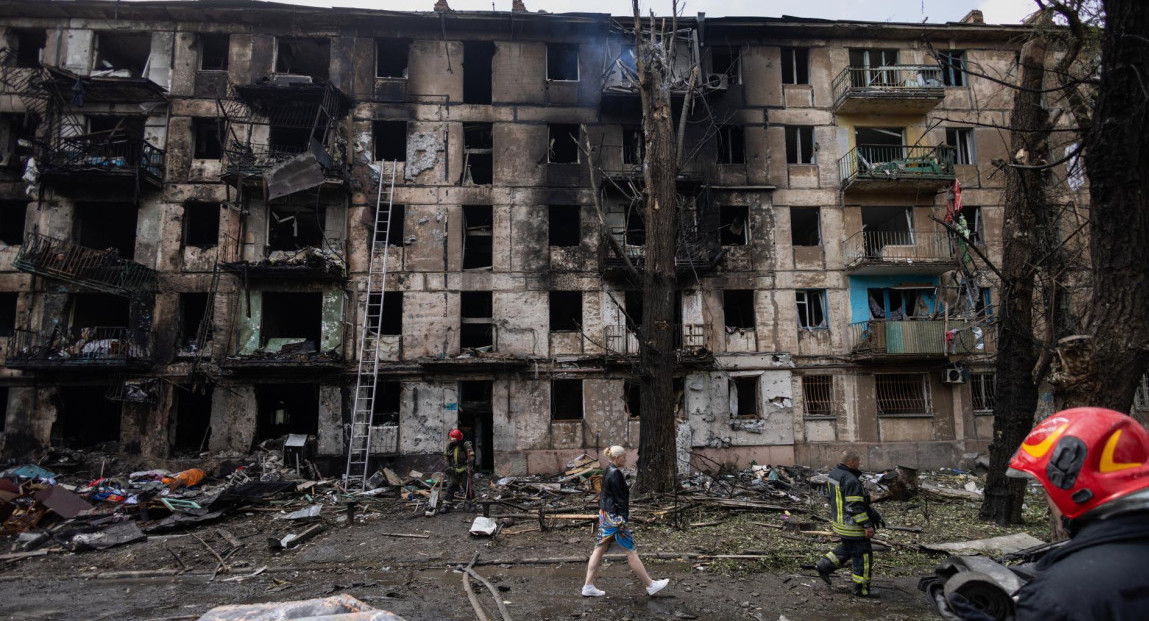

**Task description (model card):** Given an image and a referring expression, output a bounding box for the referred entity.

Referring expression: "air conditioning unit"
[943,366,968,384]
[706,73,729,90]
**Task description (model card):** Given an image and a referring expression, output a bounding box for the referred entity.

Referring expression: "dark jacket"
[1014,512,1149,621]
[444,441,470,473]
[826,463,873,539]
[599,464,629,521]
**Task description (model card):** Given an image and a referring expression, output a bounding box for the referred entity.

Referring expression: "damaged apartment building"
[0,0,1042,477]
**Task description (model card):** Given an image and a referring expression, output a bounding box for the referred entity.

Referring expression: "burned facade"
[0,1,1048,475]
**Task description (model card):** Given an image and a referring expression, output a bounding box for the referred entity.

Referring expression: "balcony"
[14,233,157,296]
[848,319,984,359]
[843,231,957,275]
[39,133,165,192]
[604,323,709,359]
[832,65,945,114]
[218,233,347,281]
[838,145,955,193]
[7,327,151,370]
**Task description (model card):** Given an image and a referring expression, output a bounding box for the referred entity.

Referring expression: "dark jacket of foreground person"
[599,464,629,520]
[826,462,873,538]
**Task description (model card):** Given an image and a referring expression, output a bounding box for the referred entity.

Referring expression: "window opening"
[173,386,213,452]
[796,289,828,329]
[549,205,580,247]
[463,41,494,104]
[549,291,582,332]
[0,200,27,245]
[94,32,151,77]
[719,205,749,246]
[971,373,996,414]
[730,376,758,418]
[958,205,983,246]
[710,46,741,84]
[867,287,934,321]
[11,29,46,68]
[848,48,899,87]
[75,202,137,259]
[460,291,493,349]
[0,292,16,337]
[56,387,120,448]
[861,206,914,254]
[781,47,809,84]
[71,293,130,329]
[261,292,322,352]
[802,375,833,417]
[372,381,401,425]
[376,39,409,79]
[275,37,330,82]
[946,128,974,165]
[1,113,39,167]
[875,373,931,416]
[178,292,209,353]
[855,127,905,165]
[622,126,644,165]
[724,289,755,330]
[366,291,403,336]
[462,205,493,270]
[785,126,815,164]
[373,121,407,161]
[547,43,579,81]
[268,200,325,250]
[255,384,318,442]
[192,118,224,160]
[938,50,967,87]
[716,125,745,164]
[198,33,229,71]
[624,203,645,246]
[463,122,493,185]
[548,124,580,164]
[790,207,820,246]
[371,204,405,247]
[624,379,641,419]
[623,289,643,332]
[551,379,583,420]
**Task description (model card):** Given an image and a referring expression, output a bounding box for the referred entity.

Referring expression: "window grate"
[971,373,996,414]
[875,373,931,416]
[802,375,833,417]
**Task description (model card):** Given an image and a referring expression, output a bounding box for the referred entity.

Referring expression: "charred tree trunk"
[632,3,679,495]
[980,27,1054,525]
[1056,0,1149,411]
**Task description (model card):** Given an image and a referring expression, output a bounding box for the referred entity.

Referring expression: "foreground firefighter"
[817,450,883,597]
[441,429,473,513]
[581,445,669,598]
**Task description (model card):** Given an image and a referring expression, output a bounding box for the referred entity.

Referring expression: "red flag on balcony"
[945,179,962,223]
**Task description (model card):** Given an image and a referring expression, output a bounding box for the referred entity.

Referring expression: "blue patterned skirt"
[595,509,635,550]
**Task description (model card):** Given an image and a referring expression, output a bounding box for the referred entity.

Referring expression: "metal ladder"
[344,163,398,491]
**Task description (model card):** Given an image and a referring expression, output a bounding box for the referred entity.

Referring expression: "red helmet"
[1008,408,1149,519]
[448,429,464,441]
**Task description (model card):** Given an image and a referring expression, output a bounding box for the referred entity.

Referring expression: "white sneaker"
[581,584,606,597]
[646,578,669,596]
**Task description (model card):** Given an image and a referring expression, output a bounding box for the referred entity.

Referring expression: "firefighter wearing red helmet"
[441,428,473,512]
[1003,407,1149,620]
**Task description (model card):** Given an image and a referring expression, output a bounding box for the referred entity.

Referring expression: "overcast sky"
[229,0,1039,24]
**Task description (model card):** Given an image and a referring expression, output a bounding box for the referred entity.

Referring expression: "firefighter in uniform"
[441,428,473,512]
[816,450,882,596]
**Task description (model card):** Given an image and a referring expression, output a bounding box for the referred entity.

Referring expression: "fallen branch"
[192,532,229,576]
[377,532,430,539]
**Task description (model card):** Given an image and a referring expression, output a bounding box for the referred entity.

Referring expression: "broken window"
[781,47,809,85]
[72,293,130,329]
[94,32,151,77]
[946,127,975,165]
[261,292,321,352]
[710,46,741,84]
[623,289,643,332]
[719,205,749,246]
[373,121,407,162]
[376,39,409,79]
[255,384,318,442]
[56,387,120,448]
[548,124,580,164]
[785,126,815,164]
[855,127,905,165]
[10,28,45,68]
[551,379,583,420]
[549,291,582,332]
[730,376,758,418]
[802,375,833,418]
[868,287,934,321]
[463,123,493,185]
[623,203,645,246]
[370,204,405,248]
[716,125,745,164]
[267,125,315,155]
[0,200,26,245]
[971,373,996,414]
[268,200,325,250]
[89,115,146,146]
[0,292,16,337]
[192,117,224,160]
[547,43,580,81]
[875,373,931,416]
[177,292,210,352]
[462,205,493,270]
[372,381,401,425]
[959,204,984,246]
[624,379,641,419]
[75,202,137,258]
[796,289,828,329]
[724,289,755,330]
[463,41,495,104]
[622,126,644,166]
[275,37,330,82]
[848,48,899,87]
[938,50,967,87]
[861,206,914,253]
[198,33,229,72]
[172,386,213,453]
[549,205,580,247]
[366,291,402,336]
[184,201,219,248]
[1,113,39,168]
[790,207,821,246]
[460,291,494,350]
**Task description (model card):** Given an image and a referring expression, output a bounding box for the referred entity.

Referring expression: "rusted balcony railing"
[7,327,151,368]
[842,230,956,271]
[42,134,165,185]
[838,144,955,187]
[848,319,979,357]
[14,232,157,296]
[832,65,945,109]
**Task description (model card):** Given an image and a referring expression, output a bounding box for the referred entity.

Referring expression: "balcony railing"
[41,134,165,187]
[7,327,151,368]
[848,319,979,357]
[832,65,945,112]
[218,232,346,279]
[843,230,956,273]
[838,144,955,188]
[604,323,706,356]
[14,232,157,296]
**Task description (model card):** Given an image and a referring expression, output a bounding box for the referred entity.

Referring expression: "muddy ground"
[0,475,1048,621]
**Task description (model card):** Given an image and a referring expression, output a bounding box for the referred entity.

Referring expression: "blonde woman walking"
[581,445,670,597]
